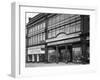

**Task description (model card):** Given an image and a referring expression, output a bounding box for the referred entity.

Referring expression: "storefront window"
[28,55,32,62]
[32,55,35,62]
[48,48,56,63]
[73,47,82,63]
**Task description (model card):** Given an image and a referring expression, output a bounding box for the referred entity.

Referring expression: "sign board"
[46,32,81,43]
[28,45,45,54]
[48,38,80,46]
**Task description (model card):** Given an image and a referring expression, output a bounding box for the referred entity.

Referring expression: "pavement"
[25,62,82,67]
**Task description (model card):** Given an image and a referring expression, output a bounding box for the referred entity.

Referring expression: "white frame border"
[11,2,97,78]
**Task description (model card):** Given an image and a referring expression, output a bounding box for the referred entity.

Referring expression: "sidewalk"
[25,62,81,67]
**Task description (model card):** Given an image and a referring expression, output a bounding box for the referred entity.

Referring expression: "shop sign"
[28,45,45,54]
[46,32,81,43]
[48,38,80,46]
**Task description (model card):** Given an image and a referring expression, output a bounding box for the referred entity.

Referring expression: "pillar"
[80,15,89,64]
[45,44,48,63]
[56,46,59,63]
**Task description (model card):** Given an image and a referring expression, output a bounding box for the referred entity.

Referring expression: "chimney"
[29,17,32,22]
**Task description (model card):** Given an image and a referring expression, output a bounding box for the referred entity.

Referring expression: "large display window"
[72,47,82,63]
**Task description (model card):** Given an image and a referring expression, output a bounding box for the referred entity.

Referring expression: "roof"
[26,13,50,27]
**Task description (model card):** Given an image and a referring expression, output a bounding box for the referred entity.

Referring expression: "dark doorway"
[58,46,65,62]
[67,45,73,62]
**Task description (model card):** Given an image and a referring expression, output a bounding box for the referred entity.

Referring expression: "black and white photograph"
[10,1,98,78]
[25,13,90,67]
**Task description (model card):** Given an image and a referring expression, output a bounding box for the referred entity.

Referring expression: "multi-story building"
[26,13,89,64]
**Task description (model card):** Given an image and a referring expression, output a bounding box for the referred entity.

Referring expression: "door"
[58,46,65,62]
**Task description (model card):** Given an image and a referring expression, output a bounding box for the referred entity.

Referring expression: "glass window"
[29,38,32,46]
[40,33,42,41]
[70,23,75,33]
[34,26,36,34]
[43,33,45,40]
[32,27,34,35]
[37,34,39,44]
[59,26,64,33]
[73,47,82,61]
[40,24,43,30]
[36,25,37,31]
[65,25,70,34]
[31,37,33,45]
[28,38,30,46]
[48,30,52,38]
[30,28,32,36]
[70,26,73,33]
[36,35,38,44]
[34,35,36,44]
[28,28,31,37]
[75,21,81,32]
[28,55,32,62]
[32,37,34,45]
[52,29,56,37]
[37,25,39,31]
[72,26,76,33]
[56,28,60,35]
[38,34,40,43]
[48,18,51,26]
[42,22,45,29]
[42,33,43,40]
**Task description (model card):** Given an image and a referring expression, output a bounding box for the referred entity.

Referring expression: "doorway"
[58,45,73,63]
[58,46,65,62]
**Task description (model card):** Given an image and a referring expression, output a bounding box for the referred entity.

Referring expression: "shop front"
[27,45,45,63]
[47,37,83,63]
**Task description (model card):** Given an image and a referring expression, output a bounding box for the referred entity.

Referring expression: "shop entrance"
[58,45,73,63]
[58,46,65,62]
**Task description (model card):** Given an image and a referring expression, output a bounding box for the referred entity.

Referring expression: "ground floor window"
[26,42,89,64]
[72,47,82,63]
[48,47,56,63]
[27,55,32,62]
[27,54,45,63]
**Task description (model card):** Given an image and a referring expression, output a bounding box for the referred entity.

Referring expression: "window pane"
[65,25,70,34]
[73,47,82,61]
[52,29,55,37]
[43,22,45,29]
[48,31,52,38]
[40,33,42,41]
[75,21,81,32]
[32,37,34,45]
[56,28,60,35]
[43,33,45,40]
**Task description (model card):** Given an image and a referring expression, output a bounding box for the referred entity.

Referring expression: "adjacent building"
[26,13,89,64]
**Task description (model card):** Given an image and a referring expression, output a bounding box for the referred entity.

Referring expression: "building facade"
[26,13,89,64]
